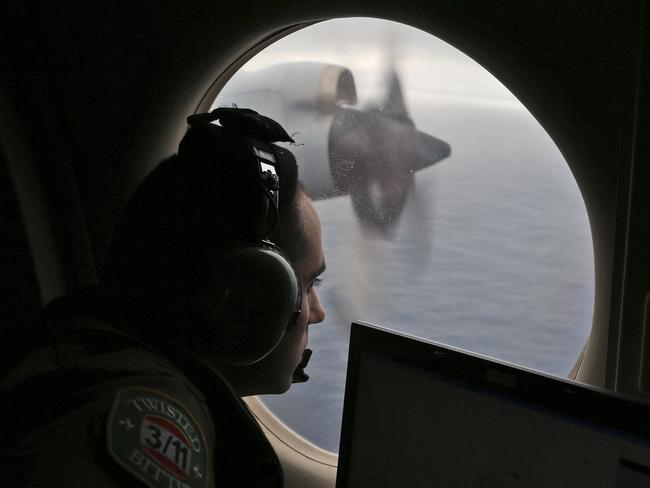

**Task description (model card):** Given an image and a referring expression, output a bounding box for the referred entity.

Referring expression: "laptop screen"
[336,322,650,487]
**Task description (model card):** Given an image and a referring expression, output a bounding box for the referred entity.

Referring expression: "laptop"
[336,322,650,487]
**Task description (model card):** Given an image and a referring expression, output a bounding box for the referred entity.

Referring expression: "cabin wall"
[616,5,650,395]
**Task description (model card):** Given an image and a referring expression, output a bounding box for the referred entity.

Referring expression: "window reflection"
[212,18,594,453]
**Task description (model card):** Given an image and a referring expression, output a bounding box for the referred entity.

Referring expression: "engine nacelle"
[217,62,356,199]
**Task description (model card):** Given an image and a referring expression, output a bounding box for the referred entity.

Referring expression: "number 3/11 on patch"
[141,416,191,479]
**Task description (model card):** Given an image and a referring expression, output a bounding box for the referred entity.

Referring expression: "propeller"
[327,60,450,238]
[331,47,446,326]
[214,49,451,239]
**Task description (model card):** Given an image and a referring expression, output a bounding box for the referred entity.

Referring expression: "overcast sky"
[235,18,520,106]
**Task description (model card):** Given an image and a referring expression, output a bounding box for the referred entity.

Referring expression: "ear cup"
[197,243,301,366]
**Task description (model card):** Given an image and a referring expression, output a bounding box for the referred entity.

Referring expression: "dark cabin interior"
[0,1,648,485]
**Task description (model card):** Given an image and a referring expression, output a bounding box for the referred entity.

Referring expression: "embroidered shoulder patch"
[107,388,209,488]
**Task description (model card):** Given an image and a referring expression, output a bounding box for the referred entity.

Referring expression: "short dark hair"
[101,128,306,332]
[268,180,306,263]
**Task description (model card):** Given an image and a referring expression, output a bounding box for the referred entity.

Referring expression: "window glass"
[211,18,594,453]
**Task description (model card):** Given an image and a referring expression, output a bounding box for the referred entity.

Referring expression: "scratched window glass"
[212,18,594,452]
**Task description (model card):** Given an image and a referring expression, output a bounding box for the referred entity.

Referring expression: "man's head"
[102,108,325,393]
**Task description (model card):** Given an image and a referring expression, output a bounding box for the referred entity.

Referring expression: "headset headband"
[186,107,295,144]
[185,107,296,239]
[250,142,280,237]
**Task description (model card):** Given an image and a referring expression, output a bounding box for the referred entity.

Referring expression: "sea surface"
[260,94,595,453]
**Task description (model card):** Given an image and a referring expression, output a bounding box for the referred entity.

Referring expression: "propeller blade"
[412,131,452,172]
[378,69,412,122]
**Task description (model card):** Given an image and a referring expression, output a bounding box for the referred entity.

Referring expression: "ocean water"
[261,95,595,453]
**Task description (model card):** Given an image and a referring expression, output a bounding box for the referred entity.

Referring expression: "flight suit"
[1,312,283,487]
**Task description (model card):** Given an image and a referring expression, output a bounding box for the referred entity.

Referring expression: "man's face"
[244,194,326,394]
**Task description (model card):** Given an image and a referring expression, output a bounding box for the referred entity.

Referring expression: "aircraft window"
[210,18,594,453]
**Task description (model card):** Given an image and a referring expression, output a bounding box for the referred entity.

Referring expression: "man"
[1,108,326,487]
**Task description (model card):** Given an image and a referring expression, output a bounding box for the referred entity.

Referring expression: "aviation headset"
[176,107,303,366]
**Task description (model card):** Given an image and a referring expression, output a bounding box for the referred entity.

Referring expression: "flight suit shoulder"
[2,327,217,488]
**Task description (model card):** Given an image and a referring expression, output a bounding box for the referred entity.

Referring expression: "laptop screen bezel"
[336,321,650,487]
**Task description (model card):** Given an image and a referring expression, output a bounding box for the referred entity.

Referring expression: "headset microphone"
[292,349,312,383]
